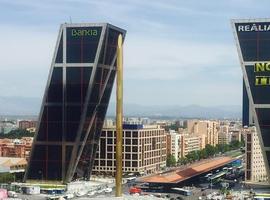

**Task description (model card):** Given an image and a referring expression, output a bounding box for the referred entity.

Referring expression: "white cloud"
[0,0,248,106]
[124,34,240,80]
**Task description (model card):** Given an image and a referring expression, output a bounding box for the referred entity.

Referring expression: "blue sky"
[0,0,269,106]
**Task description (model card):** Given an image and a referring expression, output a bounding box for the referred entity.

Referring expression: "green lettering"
[255,76,270,86]
[71,29,98,37]
[254,63,265,72]
[266,63,270,71]
[71,29,77,36]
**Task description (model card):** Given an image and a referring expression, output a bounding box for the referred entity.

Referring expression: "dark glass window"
[247,133,251,141]
[31,145,46,160]
[101,131,106,137]
[66,121,79,142]
[100,139,106,159]
[100,71,115,104]
[243,80,250,127]
[94,67,109,85]
[259,39,270,60]
[132,161,137,167]
[152,138,156,150]
[89,83,100,104]
[47,68,62,103]
[256,108,270,147]
[100,160,105,166]
[125,161,130,167]
[105,28,122,65]
[125,131,131,138]
[126,139,131,145]
[238,39,257,61]
[66,27,102,63]
[132,146,138,152]
[107,153,112,159]
[48,145,62,161]
[132,139,138,145]
[125,146,131,152]
[47,122,62,141]
[108,138,113,144]
[66,67,92,103]
[125,154,131,159]
[266,151,270,168]
[247,143,251,151]
[94,160,99,166]
[246,171,251,180]
[55,33,63,63]
[132,131,138,137]
[37,105,63,141]
[65,146,73,172]
[236,22,270,61]
[65,105,81,142]
[107,145,112,152]
[98,33,106,64]
[132,154,138,160]
[27,160,45,180]
[107,131,113,137]
[107,160,112,166]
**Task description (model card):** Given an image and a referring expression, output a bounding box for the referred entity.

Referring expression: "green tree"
[230,140,242,150]
[0,173,15,183]
[0,129,34,139]
[198,149,207,159]
[178,157,188,165]
[205,144,216,157]
[186,151,200,163]
[166,154,176,167]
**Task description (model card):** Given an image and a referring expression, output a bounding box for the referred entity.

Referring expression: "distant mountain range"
[107,103,241,119]
[0,96,241,119]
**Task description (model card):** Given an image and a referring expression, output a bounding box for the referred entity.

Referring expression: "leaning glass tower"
[232,19,270,181]
[24,23,126,183]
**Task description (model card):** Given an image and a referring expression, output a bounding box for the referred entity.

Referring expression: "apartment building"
[93,124,167,175]
[0,137,33,158]
[245,127,268,183]
[18,120,37,130]
[180,134,201,158]
[187,120,218,146]
[166,130,181,162]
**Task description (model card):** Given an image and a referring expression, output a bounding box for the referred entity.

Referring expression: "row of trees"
[0,129,33,139]
[166,141,244,167]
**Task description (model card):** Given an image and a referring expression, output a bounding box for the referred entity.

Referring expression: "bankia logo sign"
[71,29,98,37]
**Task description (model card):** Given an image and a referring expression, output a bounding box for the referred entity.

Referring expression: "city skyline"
[0,0,269,106]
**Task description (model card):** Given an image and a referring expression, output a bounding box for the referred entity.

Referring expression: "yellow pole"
[116,34,123,197]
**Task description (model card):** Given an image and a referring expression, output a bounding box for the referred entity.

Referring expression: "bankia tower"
[232,19,270,179]
[24,23,126,183]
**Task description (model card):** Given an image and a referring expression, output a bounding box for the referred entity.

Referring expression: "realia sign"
[237,23,270,32]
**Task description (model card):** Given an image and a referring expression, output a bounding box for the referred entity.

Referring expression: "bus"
[126,177,137,184]
[171,188,192,196]
[254,193,270,200]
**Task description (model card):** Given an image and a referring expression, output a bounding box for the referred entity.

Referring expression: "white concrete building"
[166,130,181,162]
[245,126,268,183]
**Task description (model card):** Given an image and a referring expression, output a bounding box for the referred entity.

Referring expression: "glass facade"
[25,23,126,182]
[233,20,270,177]
[242,79,250,127]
